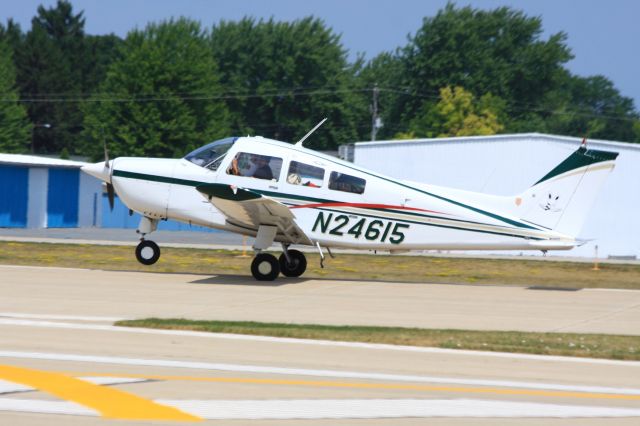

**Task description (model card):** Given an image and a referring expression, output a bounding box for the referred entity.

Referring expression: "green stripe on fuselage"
[112,168,539,233]
[113,169,202,187]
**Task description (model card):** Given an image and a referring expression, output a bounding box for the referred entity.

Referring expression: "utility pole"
[371,85,379,141]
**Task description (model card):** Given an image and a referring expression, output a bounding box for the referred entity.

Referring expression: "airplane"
[81,120,619,281]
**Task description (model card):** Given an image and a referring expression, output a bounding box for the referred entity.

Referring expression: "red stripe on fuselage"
[288,202,449,216]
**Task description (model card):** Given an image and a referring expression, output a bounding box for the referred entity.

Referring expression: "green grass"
[116,318,640,361]
[0,241,639,289]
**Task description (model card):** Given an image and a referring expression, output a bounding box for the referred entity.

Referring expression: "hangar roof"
[353,133,640,152]
[0,153,87,169]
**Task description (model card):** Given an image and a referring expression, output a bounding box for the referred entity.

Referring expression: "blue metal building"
[0,153,217,232]
[0,154,101,228]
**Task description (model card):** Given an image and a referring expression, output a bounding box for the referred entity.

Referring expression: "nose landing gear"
[135,216,161,265]
[135,239,161,265]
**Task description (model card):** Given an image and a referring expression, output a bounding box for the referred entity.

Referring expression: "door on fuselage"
[223,150,285,194]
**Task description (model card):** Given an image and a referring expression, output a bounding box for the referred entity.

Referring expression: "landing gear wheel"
[251,253,280,281]
[279,250,307,277]
[135,240,160,265]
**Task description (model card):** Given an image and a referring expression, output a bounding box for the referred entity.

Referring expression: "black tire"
[135,240,160,265]
[251,253,280,281]
[279,249,307,278]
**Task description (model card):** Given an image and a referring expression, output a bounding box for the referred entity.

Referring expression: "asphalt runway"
[0,265,639,425]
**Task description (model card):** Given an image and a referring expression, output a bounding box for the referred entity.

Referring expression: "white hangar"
[342,133,639,259]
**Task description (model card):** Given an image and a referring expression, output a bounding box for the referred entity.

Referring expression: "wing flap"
[196,183,310,245]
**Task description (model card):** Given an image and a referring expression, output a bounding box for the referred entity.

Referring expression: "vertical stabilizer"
[516,146,618,237]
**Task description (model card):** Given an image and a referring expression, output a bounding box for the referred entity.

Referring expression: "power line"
[0,85,637,124]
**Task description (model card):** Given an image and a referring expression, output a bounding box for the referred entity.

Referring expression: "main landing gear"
[131,218,309,281]
[134,216,161,266]
[250,246,307,281]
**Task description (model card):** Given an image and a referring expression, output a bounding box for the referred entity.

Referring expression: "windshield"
[184,137,238,170]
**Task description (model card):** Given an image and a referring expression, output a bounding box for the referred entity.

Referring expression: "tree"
[543,74,638,141]
[210,17,360,150]
[383,3,572,136]
[81,18,230,159]
[353,51,405,139]
[633,120,640,143]
[82,34,123,95]
[0,40,31,153]
[406,86,504,138]
[13,1,86,154]
[0,19,23,52]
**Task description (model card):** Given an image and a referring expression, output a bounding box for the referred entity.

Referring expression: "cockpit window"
[184,137,238,170]
[227,152,283,181]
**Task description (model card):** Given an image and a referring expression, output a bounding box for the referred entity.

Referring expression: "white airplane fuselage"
[105,136,582,252]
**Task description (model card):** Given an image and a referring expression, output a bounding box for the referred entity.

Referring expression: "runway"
[0,265,639,424]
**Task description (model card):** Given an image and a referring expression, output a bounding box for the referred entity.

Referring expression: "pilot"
[229,154,272,180]
[251,155,273,180]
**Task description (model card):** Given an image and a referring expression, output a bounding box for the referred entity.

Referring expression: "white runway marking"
[1,315,639,367]
[1,350,639,396]
[0,312,128,322]
[0,398,95,416]
[0,397,639,419]
[0,376,148,395]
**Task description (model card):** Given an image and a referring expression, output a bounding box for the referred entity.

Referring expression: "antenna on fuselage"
[295,118,327,147]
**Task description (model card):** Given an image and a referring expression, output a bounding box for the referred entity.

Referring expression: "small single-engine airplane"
[82,120,618,281]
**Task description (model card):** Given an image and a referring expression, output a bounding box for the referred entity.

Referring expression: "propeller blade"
[102,139,112,178]
[103,138,110,164]
[107,183,115,211]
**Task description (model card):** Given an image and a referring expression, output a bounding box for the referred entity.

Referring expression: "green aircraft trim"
[534,146,618,185]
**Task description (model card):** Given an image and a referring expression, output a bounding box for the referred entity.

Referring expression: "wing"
[196,183,312,245]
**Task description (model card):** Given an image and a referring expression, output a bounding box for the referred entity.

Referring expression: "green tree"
[353,51,405,139]
[543,74,638,141]
[383,3,572,137]
[633,120,640,143]
[210,17,360,150]
[81,18,230,159]
[0,40,31,153]
[407,86,504,138]
[16,0,86,154]
[82,34,123,95]
[0,19,23,52]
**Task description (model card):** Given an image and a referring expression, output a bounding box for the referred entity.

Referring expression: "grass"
[116,318,640,361]
[1,241,639,289]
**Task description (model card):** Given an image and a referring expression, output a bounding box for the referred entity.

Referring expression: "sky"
[2,0,638,107]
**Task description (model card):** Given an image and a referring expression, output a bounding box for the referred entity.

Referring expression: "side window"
[328,171,366,194]
[286,161,324,188]
[227,152,283,181]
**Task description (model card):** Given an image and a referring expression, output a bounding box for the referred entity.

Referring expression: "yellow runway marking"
[0,364,201,421]
[64,371,640,402]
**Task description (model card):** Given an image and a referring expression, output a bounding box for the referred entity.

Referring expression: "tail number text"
[312,212,408,244]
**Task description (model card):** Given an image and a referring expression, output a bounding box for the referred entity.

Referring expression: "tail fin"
[517,145,618,237]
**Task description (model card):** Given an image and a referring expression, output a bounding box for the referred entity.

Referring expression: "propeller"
[103,140,115,211]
